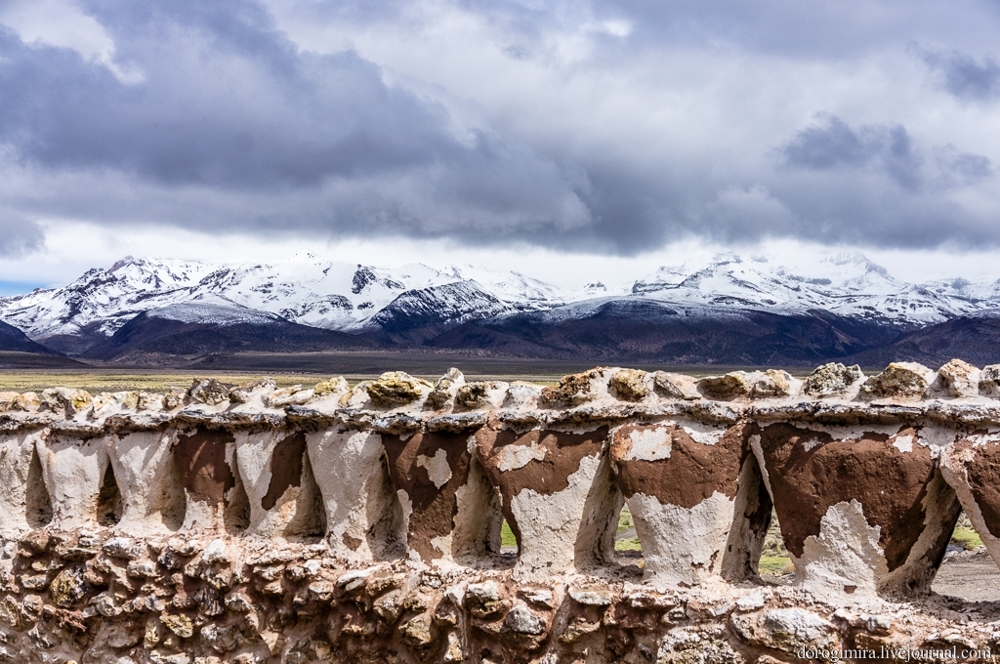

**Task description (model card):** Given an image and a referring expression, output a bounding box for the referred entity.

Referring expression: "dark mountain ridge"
[81,309,382,364]
[426,303,908,365]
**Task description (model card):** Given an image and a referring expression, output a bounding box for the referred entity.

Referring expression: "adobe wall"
[2,361,1000,662]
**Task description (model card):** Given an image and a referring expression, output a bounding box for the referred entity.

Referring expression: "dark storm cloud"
[782,116,870,169]
[0,0,591,235]
[0,37,432,188]
[920,49,1000,101]
[781,115,994,195]
[1,0,1000,255]
[782,116,924,190]
[770,114,996,246]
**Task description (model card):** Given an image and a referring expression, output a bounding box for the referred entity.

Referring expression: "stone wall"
[3,361,1000,662]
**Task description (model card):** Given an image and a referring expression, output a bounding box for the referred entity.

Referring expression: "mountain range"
[3,251,1000,367]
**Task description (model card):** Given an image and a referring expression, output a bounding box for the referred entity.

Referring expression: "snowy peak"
[0,255,571,343]
[922,276,1000,304]
[5,251,1000,352]
[0,257,213,338]
[107,256,209,287]
[445,264,569,305]
[623,251,978,325]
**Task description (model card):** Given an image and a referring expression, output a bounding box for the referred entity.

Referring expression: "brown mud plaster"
[262,431,306,510]
[381,430,473,561]
[342,532,362,551]
[755,423,934,570]
[475,426,608,545]
[610,423,744,508]
[954,437,1000,539]
[173,427,236,506]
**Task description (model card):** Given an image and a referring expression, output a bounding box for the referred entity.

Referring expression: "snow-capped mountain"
[0,256,214,340]
[5,250,1000,362]
[0,252,576,345]
[624,253,981,324]
[921,276,1000,307]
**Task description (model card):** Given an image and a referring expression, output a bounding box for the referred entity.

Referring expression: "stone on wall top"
[3,359,1000,432]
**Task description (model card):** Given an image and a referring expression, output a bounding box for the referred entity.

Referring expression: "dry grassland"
[0,372,317,394]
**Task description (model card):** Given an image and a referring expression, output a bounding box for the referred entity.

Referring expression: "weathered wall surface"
[3,361,1000,662]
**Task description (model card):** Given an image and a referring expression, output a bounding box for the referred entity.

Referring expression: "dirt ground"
[932,550,1000,602]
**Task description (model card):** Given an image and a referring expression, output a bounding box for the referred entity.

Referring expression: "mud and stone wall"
[4,361,1000,662]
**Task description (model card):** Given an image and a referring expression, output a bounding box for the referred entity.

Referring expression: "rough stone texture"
[14,391,41,411]
[229,377,276,404]
[188,379,230,406]
[0,533,990,664]
[426,368,465,410]
[934,358,981,398]
[697,373,751,401]
[980,364,1000,397]
[652,372,700,400]
[730,607,839,652]
[367,372,431,408]
[859,362,935,400]
[750,369,798,398]
[539,369,611,408]
[42,388,93,416]
[697,370,798,401]
[1,361,1000,661]
[265,386,314,408]
[312,376,348,397]
[455,381,509,411]
[802,362,865,397]
[608,369,649,402]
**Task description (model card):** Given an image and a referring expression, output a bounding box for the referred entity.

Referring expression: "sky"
[0,0,999,291]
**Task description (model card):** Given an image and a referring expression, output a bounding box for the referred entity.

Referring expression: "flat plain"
[0,349,824,393]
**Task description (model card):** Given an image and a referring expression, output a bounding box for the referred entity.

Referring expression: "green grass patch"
[951,525,984,551]
[617,508,634,532]
[759,555,794,574]
[500,520,518,548]
[615,538,642,552]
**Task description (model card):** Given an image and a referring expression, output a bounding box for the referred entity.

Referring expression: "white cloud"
[0,0,142,82]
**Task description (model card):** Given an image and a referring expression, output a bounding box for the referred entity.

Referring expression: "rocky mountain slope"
[4,251,1000,365]
[80,302,382,364]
